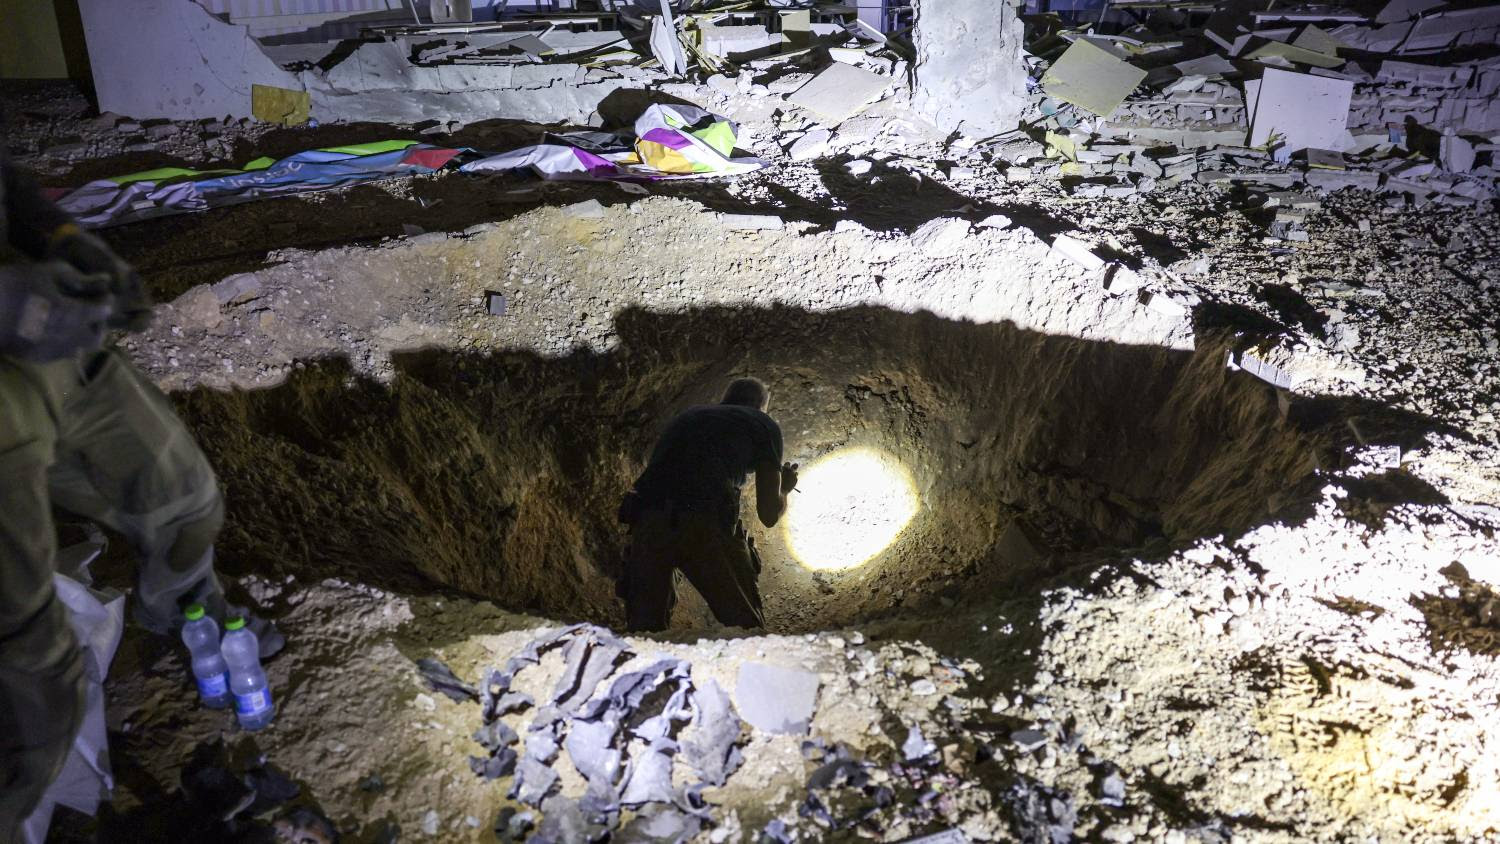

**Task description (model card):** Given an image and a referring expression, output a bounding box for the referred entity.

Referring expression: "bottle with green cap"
[222,616,275,730]
[181,604,230,709]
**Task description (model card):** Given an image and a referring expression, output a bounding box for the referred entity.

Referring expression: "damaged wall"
[77,0,301,120]
[303,41,631,126]
[910,0,1028,138]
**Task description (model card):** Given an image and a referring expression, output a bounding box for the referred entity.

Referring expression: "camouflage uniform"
[0,154,230,836]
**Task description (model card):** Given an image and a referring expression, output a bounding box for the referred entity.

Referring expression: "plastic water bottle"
[222,617,275,731]
[181,604,231,709]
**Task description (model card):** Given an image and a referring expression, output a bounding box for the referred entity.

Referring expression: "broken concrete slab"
[719,214,784,232]
[1042,39,1148,118]
[786,62,891,125]
[564,199,606,220]
[303,41,630,126]
[1050,234,1107,273]
[1173,55,1239,80]
[1375,0,1444,24]
[911,0,1028,137]
[1440,132,1477,174]
[1102,265,1147,295]
[1139,289,1192,317]
[787,129,832,162]
[1011,729,1047,752]
[77,0,302,120]
[1249,68,1354,153]
[735,662,819,735]
[211,273,264,306]
[1245,41,1345,69]
[1292,25,1346,56]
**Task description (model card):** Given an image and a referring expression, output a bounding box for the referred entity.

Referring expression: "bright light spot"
[783,447,919,572]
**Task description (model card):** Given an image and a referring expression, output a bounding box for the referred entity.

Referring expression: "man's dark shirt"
[629,404,783,527]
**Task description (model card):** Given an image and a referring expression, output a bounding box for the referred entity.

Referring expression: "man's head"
[721,377,770,412]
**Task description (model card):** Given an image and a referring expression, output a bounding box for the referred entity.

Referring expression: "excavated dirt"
[178,305,1363,632]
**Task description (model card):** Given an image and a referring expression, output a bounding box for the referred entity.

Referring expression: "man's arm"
[2,154,74,258]
[2,153,152,331]
[755,460,798,527]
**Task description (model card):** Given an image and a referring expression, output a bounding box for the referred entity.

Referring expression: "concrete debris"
[736,662,819,735]
[719,214,784,232]
[1249,68,1355,154]
[787,129,832,162]
[1042,39,1148,118]
[1227,347,1294,389]
[415,657,478,703]
[1102,265,1146,296]
[1139,289,1192,317]
[486,292,508,317]
[1050,234,1107,273]
[787,62,892,125]
[564,199,606,220]
[1010,729,1047,752]
[211,273,263,306]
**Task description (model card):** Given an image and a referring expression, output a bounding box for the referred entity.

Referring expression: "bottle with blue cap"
[222,616,275,730]
[181,604,230,709]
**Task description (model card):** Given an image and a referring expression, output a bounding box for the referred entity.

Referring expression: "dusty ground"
[9,80,1500,842]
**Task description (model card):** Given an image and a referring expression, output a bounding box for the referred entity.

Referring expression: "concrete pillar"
[911,0,1028,138]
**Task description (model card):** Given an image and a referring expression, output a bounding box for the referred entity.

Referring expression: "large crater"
[180,305,1346,631]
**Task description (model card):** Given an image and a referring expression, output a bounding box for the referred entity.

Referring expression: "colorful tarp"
[54,106,765,229]
[57,141,464,229]
[460,104,766,182]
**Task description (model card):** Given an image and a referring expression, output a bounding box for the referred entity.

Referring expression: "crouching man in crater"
[617,377,798,632]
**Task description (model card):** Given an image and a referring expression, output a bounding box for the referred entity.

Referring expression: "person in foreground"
[617,377,798,632]
[0,150,282,838]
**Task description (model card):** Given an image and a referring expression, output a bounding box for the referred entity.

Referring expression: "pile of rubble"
[1001,0,1499,213]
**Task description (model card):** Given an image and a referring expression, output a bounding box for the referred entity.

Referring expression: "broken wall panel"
[78,0,304,121]
[1249,67,1354,153]
[303,40,630,126]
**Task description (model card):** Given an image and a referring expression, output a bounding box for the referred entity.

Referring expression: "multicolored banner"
[54,106,765,229]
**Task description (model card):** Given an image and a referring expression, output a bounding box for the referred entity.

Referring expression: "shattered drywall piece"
[1042,39,1148,118]
[781,9,812,50]
[1327,20,1413,53]
[1050,234,1106,272]
[77,0,303,120]
[1402,6,1500,53]
[1249,68,1353,153]
[1440,133,1476,174]
[912,0,1028,137]
[735,662,818,735]
[1245,41,1345,69]
[1291,25,1346,56]
[649,0,687,76]
[786,62,891,125]
[1375,0,1444,24]
[1174,55,1238,80]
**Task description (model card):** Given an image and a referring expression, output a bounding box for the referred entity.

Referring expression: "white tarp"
[21,566,125,844]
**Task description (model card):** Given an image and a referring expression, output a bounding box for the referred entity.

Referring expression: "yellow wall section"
[0,0,69,79]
